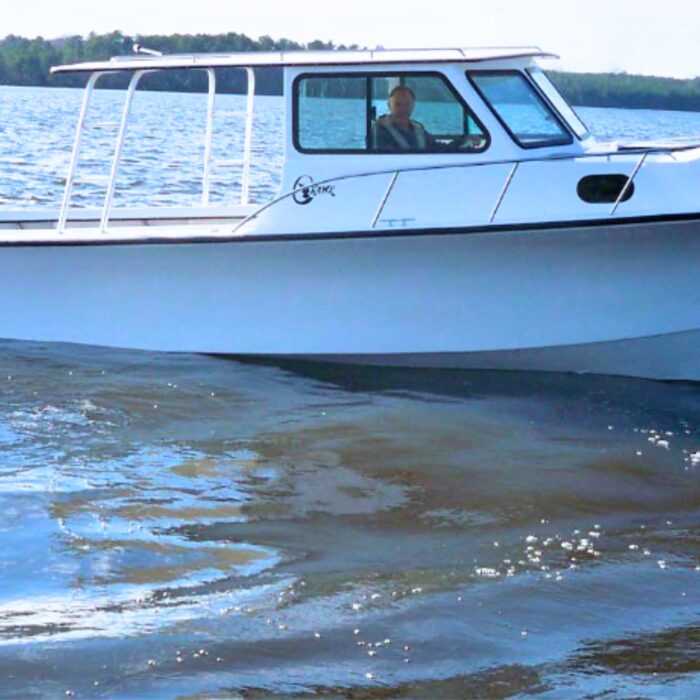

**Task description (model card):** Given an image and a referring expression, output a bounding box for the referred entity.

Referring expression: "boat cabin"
[1,47,699,238]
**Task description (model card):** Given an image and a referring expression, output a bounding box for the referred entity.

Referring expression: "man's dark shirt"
[373,117,436,151]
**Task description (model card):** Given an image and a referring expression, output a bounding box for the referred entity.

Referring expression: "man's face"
[389,90,415,120]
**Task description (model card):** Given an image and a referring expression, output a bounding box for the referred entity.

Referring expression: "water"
[0,86,284,209]
[1,87,700,698]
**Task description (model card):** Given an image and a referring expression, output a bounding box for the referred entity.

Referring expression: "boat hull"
[1,215,699,380]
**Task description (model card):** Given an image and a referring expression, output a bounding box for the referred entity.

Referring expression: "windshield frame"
[526,67,591,140]
[467,69,575,150]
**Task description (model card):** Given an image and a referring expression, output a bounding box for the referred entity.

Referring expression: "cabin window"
[296,76,368,151]
[468,70,573,148]
[294,72,489,154]
[577,175,635,204]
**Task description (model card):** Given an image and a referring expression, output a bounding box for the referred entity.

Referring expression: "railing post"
[57,72,103,233]
[489,162,520,223]
[99,70,146,233]
[610,152,648,216]
[201,68,217,206]
[371,171,399,228]
[240,67,256,205]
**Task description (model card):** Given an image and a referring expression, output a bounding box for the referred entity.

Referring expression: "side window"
[468,71,573,148]
[294,73,489,154]
[296,76,368,151]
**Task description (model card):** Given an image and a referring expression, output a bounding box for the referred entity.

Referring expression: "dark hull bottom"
[274,329,700,381]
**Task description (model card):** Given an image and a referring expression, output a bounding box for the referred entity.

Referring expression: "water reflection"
[0,340,698,697]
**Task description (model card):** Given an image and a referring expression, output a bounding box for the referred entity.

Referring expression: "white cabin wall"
[280,59,587,199]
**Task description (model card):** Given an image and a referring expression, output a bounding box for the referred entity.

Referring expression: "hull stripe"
[0,211,699,248]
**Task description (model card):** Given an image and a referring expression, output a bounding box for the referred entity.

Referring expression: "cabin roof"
[50,46,557,74]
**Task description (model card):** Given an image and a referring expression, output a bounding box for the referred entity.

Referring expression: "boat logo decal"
[292,175,336,205]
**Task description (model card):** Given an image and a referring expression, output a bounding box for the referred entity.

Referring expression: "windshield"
[527,68,590,139]
[468,71,573,148]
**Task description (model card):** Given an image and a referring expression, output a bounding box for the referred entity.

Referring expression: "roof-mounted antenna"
[133,44,163,57]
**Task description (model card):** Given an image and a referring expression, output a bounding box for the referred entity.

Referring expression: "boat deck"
[0,223,245,246]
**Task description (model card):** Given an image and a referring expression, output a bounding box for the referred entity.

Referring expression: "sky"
[4,0,699,78]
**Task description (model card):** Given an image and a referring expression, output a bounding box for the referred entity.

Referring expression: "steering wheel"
[444,134,486,152]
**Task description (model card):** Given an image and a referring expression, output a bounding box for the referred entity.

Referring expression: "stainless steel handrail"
[371,171,400,228]
[610,152,648,215]
[57,72,105,233]
[58,65,258,232]
[489,162,520,223]
[201,67,256,207]
[201,68,217,206]
[241,67,256,206]
[100,70,148,233]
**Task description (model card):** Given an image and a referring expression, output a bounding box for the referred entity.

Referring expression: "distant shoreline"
[2,31,699,113]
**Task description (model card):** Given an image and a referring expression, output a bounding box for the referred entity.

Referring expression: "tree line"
[548,71,700,112]
[0,31,350,94]
[1,31,699,112]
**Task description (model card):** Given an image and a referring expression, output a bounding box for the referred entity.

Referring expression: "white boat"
[1,46,700,380]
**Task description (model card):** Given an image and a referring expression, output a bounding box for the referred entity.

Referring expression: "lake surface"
[1,86,700,699]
